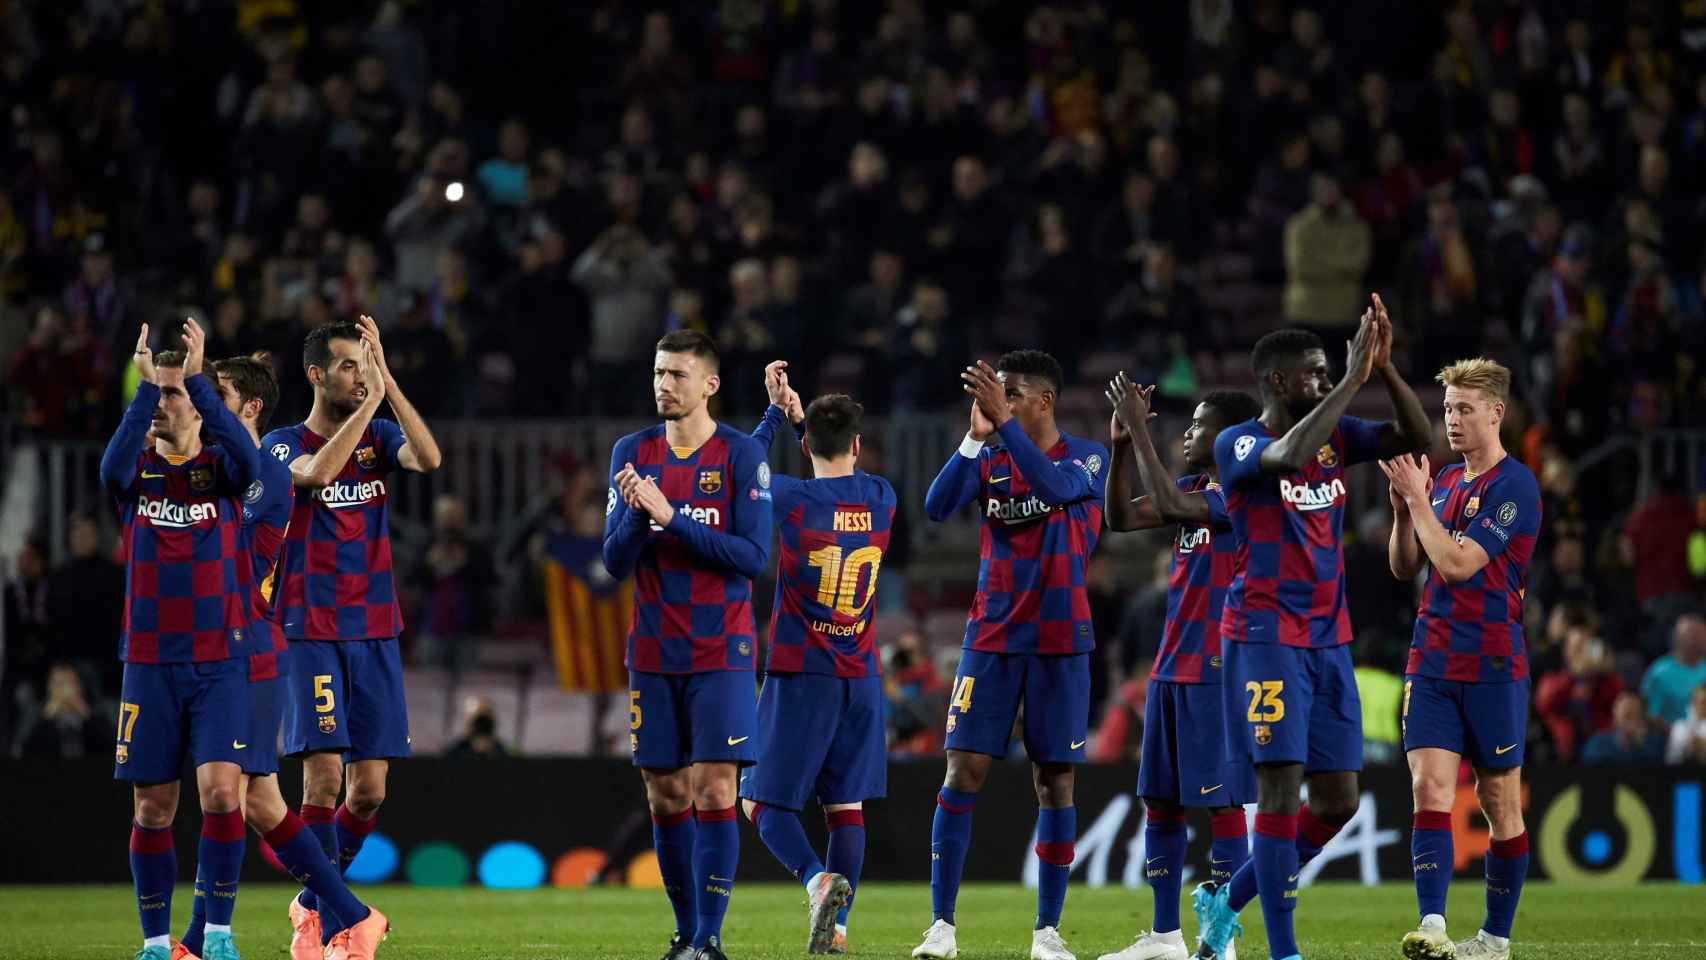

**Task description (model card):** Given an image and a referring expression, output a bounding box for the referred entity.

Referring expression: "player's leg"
[131,779,181,956]
[821,804,864,952]
[1023,653,1090,960]
[738,674,835,895]
[1106,679,1188,960]
[1456,678,1530,960]
[285,640,353,927]
[190,760,246,960]
[633,670,696,959]
[246,773,387,955]
[115,663,189,957]
[1400,672,1470,959]
[815,674,886,954]
[684,670,758,957]
[337,638,410,875]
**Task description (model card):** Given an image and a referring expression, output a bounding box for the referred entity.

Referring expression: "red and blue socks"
[334,804,376,874]
[198,810,245,929]
[1252,812,1301,960]
[825,809,866,931]
[264,812,370,932]
[651,808,697,939]
[1412,810,1453,921]
[1209,809,1250,889]
[296,804,338,918]
[750,803,826,887]
[1226,803,1343,912]
[1034,806,1075,930]
[1143,807,1187,933]
[930,787,977,924]
[129,822,176,948]
[693,806,739,948]
[1482,832,1528,941]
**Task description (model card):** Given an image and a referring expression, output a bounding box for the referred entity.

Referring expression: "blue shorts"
[944,650,1089,763]
[114,659,250,782]
[1402,674,1530,769]
[630,669,758,769]
[283,639,411,761]
[739,673,887,810]
[242,658,289,777]
[1223,642,1362,772]
[1139,680,1257,807]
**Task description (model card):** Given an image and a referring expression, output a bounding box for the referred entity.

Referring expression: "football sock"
[1034,806,1075,930]
[183,865,207,955]
[130,822,175,944]
[651,807,697,938]
[692,806,739,948]
[1412,810,1453,921]
[1143,807,1186,934]
[199,809,244,929]
[1253,812,1301,960]
[265,812,370,932]
[334,804,376,874]
[1227,803,1344,912]
[1483,832,1529,939]
[930,787,977,924]
[825,809,866,928]
[750,803,825,887]
[1209,809,1251,889]
[297,804,337,916]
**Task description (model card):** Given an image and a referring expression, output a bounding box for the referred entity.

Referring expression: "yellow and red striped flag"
[542,532,631,692]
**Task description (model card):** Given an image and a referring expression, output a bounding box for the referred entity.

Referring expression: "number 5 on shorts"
[314,675,335,713]
[629,690,642,730]
[1245,680,1284,722]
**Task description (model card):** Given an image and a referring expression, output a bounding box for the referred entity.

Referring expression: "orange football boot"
[287,896,322,960]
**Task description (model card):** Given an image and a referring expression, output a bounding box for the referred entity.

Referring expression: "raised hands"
[1344,308,1379,388]
[181,316,207,377]
[1371,292,1394,371]
[615,461,675,527]
[1105,371,1157,441]
[961,360,1010,436]
[1377,452,1432,509]
[133,324,157,384]
[356,314,390,384]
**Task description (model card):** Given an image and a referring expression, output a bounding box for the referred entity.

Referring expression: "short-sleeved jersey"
[605,424,772,674]
[261,419,407,641]
[767,470,897,678]
[1152,475,1236,684]
[1215,415,1385,648]
[115,445,255,663]
[1407,457,1541,682]
[966,431,1108,654]
[241,453,295,681]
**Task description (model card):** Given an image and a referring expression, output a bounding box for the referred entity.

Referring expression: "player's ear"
[800,437,811,460]
[852,435,861,460]
[1491,400,1505,426]
[703,372,720,398]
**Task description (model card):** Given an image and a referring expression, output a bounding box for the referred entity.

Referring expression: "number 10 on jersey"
[805,545,883,618]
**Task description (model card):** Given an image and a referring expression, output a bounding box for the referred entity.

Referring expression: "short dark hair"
[212,352,281,430]
[1250,329,1326,381]
[655,329,719,370]
[804,394,863,458]
[303,321,364,373]
[996,349,1064,394]
[1200,390,1261,426]
[154,350,185,369]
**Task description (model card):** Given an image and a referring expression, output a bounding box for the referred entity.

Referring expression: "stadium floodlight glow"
[444,181,465,202]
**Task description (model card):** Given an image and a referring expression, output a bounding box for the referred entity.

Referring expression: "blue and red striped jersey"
[602,423,773,674]
[1407,457,1541,682]
[1152,474,1236,684]
[1214,415,1385,648]
[925,419,1108,655]
[100,376,263,663]
[260,419,407,641]
[241,452,295,681]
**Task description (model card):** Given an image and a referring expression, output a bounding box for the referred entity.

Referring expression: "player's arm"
[290,366,385,488]
[961,360,1097,505]
[179,316,263,487]
[1110,373,1215,525]
[1257,310,1380,475]
[1366,294,1433,459]
[1387,478,1426,580]
[752,361,806,453]
[601,439,653,579]
[924,435,984,520]
[641,438,773,579]
[359,316,441,473]
[100,326,160,496]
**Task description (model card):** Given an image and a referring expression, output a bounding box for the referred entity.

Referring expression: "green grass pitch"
[2,882,1701,959]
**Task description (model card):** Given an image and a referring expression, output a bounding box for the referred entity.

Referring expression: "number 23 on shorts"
[1245,680,1284,722]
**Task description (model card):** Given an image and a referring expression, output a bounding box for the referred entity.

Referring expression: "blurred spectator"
[16,664,108,759]
[1535,623,1624,761]
[382,295,456,417]
[45,513,125,695]
[444,696,509,758]
[477,118,532,209]
[1115,551,1174,679]
[3,538,53,697]
[386,168,484,294]
[889,279,961,412]
[1355,642,1405,766]
[4,303,102,436]
[1621,473,1699,629]
[1345,507,1413,667]
[1397,185,1481,375]
[1665,682,1706,765]
[1582,691,1667,764]
[1641,614,1706,725]
[882,626,944,757]
[1283,172,1372,332]
[573,222,672,411]
[412,496,496,672]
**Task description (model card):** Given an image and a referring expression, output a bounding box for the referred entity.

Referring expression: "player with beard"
[261,317,440,959]
[603,330,773,960]
[1195,296,1431,960]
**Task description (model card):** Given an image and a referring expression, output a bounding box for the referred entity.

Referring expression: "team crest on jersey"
[630,733,638,753]
[738,641,750,656]
[1315,444,1338,468]
[698,469,723,494]
[355,446,377,470]
[1465,496,1480,517]
[945,714,957,733]
[1254,724,1272,745]
[318,715,338,734]
[115,743,128,764]
[1209,656,1222,669]
[189,466,214,492]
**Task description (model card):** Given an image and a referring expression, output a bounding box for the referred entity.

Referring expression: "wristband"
[958,433,985,459]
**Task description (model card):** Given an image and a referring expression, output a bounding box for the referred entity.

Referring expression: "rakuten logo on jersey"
[986,496,1051,524]
[650,505,723,532]
[317,479,386,509]
[1279,477,1347,512]
[1176,527,1211,553]
[137,496,218,529]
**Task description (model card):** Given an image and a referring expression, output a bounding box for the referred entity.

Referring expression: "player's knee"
[693,779,736,811]
[1143,797,1181,820]
[200,781,241,814]
[1410,767,1455,811]
[243,785,286,832]
[133,789,177,828]
[1474,772,1524,830]
[344,780,386,818]
[943,751,990,792]
[1032,763,1074,806]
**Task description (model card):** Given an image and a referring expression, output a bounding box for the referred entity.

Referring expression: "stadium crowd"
[1,1,1704,764]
